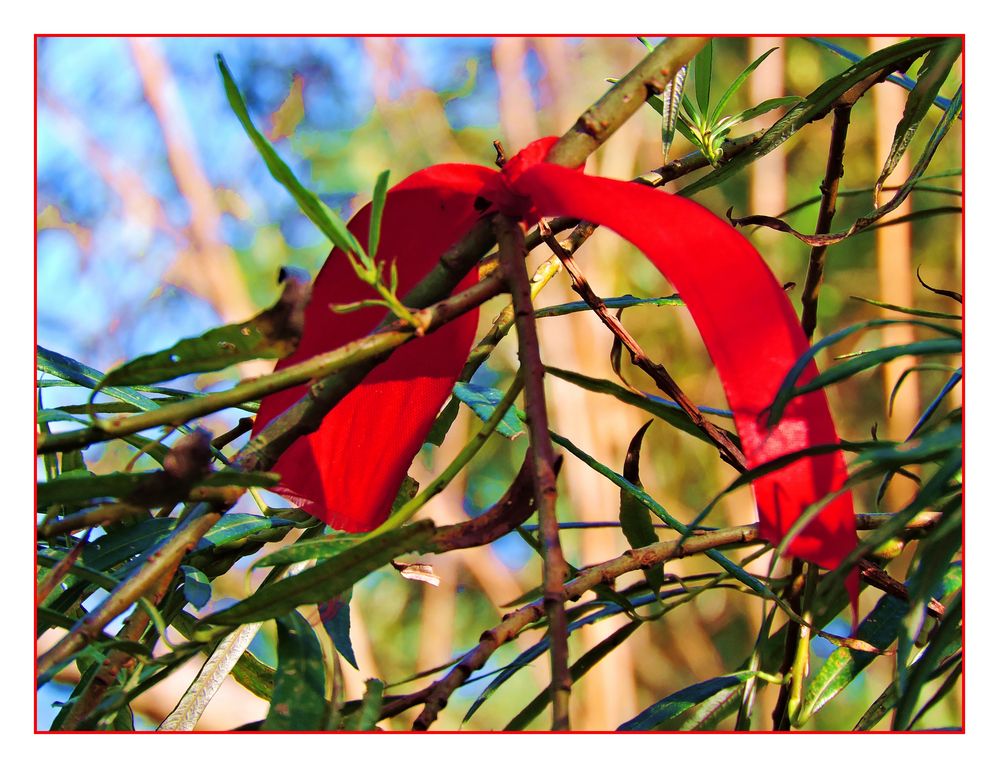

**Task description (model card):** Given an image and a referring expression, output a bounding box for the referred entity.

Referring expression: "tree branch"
[540,228,748,471]
[800,105,852,340]
[492,214,571,731]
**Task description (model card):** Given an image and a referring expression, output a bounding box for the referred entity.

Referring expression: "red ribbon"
[253,138,858,599]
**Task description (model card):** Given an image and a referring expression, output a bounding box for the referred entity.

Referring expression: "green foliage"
[36,36,962,733]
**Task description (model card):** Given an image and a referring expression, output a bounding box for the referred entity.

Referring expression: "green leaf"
[82,518,177,572]
[216,54,364,257]
[768,318,962,427]
[618,671,757,730]
[262,612,328,731]
[200,521,436,626]
[661,66,688,160]
[548,429,769,599]
[619,421,663,595]
[453,381,525,439]
[37,346,167,415]
[850,295,962,321]
[800,593,908,719]
[854,423,961,467]
[98,269,312,388]
[181,565,212,609]
[714,96,802,134]
[319,592,358,670]
[368,170,390,260]
[779,338,961,417]
[505,621,640,730]
[171,610,275,701]
[692,39,713,116]
[805,36,957,114]
[252,535,360,569]
[897,520,962,696]
[875,39,962,197]
[545,366,735,446]
[678,684,744,730]
[894,595,962,730]
[353,678,385,731]
[535,293,685,319]
[37,469,282,507]
[198,513,294,550]
[682,37,949,197]
[425,396,461,447]
[710,46,780,123]
[853,682,898,731]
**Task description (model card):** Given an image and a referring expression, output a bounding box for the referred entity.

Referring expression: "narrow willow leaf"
[368,170,390,260]
[894,595,962,730]
[715,96,802,133]
[548,429,770,599]
[318,592,358,670]
[425,396,461,447]
[99,269,311,387]
[618,672,757,730]
[170,610,275,702]
[896,519,962,696]
[682,37,948,197]
[82,518,177,572]
[353,678,385,731]
[505,621,640,730]
[200,521,435,625]
[710,46,780,124]
[853,681,898,731]
[768,318,962,426]
[262,612,328,731]
[805,36,957,113]
[907,369,962,439]
[452,381,525,439]
[463,600,640,724]
[850,295,962,321]
[679,684,744,730]
[854,423,961,467]
[619,420,663,595]
[800,593,908,719]
[546,366,735,448]
[37,346,167,414]
[535,293,685,318]
[159,622,264,731]
[252,536,360,569]
[661,66,687,160]
[197,513,294,550]
[692,39,713,116]
[38,469,281,507]
[217,54,364,257]
[788,338,961,406]
[775,174,961,220]
[181,565,212,609]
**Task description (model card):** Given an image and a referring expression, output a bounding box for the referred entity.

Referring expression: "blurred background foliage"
[37,36,962,730]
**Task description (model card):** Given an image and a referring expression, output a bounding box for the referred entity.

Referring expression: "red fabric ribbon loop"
[254,136,858,611]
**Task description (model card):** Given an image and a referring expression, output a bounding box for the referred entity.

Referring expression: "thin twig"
[540,227,747,471]
[492,214,571,731]
[56,564,178,730]
[37,269,507,456]
[37,502,222,680]
[427,455,563,554]
[388,510,941,725]
[800,105,852,340]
